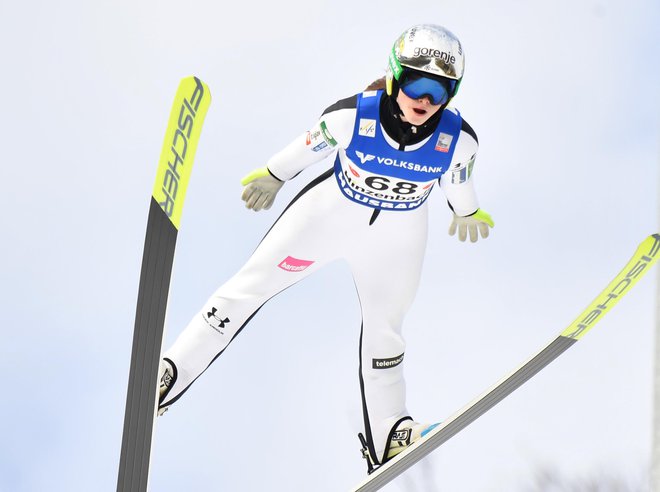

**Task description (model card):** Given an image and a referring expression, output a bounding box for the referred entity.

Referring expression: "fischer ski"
[352,234,660,492]
[117,76,211,492]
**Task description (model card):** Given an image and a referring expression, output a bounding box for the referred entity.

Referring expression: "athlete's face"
[396,89,442,126]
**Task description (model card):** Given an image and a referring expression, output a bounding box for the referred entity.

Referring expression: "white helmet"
[386,24,465,100]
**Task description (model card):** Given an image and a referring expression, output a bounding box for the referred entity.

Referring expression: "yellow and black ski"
[353,234,660,492]
[117,76,211,492]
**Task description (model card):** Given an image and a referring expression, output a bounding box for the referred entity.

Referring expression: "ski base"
[117,198,178,492]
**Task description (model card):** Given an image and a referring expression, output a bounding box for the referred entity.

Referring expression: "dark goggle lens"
[399,73,456,105]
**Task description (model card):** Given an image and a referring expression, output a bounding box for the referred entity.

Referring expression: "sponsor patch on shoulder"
[306,129,322,146]
[312,141,328,152]
[307,120,337,151]
[319,120,337,147]
[450,155,475,184]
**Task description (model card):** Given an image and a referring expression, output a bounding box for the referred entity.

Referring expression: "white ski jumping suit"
[160,89,481,463]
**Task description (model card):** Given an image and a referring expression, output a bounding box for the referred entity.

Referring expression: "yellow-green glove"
[449,209,494,243]
[240,167,284,211]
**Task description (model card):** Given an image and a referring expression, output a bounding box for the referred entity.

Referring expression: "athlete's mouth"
[413,108,427,115]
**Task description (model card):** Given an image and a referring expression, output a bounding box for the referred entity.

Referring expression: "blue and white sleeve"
[439,118,481,217]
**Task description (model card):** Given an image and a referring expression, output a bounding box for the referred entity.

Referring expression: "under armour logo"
[355,151,376,165]
[206,307,230,329]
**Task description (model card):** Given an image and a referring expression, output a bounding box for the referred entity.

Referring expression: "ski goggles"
[398,71,457,106]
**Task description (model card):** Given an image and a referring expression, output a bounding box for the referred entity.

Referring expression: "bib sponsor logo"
[352,152,443,174]
[355,151,376,165]
[373,353,405,369]
[278,256,315,273]
[336,169,432,210]
[358,118,376,137]
[435,132,453,152]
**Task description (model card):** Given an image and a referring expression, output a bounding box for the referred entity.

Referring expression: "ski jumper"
[160,89,481,463]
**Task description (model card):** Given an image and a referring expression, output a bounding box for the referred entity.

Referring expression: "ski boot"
[358,417,440,473]
[157,358,177,416]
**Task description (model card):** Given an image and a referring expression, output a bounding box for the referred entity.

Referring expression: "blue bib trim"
[334,90,462,211]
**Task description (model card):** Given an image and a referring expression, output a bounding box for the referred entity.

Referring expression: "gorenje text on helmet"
[412,47,456,64]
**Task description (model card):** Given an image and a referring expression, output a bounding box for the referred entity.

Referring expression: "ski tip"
[640,234,660,259]
[183,75,212,101]
[152,76,212,230]
[560,233,660,340]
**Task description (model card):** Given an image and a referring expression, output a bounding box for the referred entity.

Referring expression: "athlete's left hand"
[449,209,494,243]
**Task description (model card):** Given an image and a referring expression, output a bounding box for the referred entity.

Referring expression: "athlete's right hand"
[449,209,494,242]
[240,167,284,211]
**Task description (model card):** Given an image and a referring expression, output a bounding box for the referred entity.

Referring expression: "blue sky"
[1,0,658,491]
